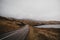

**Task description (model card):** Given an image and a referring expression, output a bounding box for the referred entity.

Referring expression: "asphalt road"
[0,25,29,40]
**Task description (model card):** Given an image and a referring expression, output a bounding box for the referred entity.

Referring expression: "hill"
[0,16,60,40]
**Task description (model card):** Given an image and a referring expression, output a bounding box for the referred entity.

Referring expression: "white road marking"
[0,25,29,40]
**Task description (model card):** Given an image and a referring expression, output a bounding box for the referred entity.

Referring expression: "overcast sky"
[0,0,60,21]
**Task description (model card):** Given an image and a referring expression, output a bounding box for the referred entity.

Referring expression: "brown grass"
[0,16,60,40]
[26,27,60,40]
[0,18,20,34]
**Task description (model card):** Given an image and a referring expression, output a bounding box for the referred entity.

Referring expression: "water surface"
[34,25,60,28]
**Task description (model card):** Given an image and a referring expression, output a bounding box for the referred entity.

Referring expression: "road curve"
[0,25,29,40]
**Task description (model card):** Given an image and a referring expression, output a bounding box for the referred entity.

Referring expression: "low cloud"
[0,0,60,21]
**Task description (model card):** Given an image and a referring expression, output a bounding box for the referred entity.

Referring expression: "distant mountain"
[0,16,60,26]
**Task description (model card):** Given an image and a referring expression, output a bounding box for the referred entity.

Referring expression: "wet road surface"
[0,25,29,40]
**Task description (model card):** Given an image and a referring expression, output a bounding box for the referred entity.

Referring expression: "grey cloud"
[0,0,60,21]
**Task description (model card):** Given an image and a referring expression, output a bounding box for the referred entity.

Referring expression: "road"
[0,25,29,40]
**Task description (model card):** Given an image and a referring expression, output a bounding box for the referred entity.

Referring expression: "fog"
[0,0,60,21]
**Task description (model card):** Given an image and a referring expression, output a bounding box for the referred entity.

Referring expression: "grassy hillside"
[0,16,21,34]
[0,16,60,40]
[26,26,60,40]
